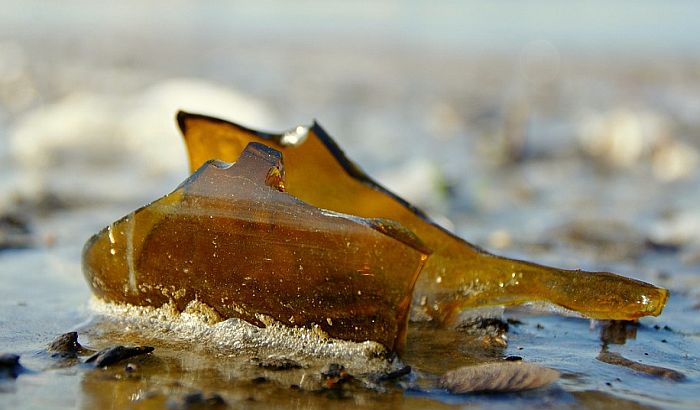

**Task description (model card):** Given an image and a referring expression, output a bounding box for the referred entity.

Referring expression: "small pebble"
[48,332,83,356]
[0,353,20,367]
[0,353,23,378]
[85,345,154,367]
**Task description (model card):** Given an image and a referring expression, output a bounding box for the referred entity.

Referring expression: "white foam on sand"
[88,297,389,365]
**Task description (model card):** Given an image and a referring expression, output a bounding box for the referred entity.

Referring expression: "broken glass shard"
[82,143,430,352]
[177,111,668,323]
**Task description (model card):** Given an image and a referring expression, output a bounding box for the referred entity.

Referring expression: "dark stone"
[48,332,85,357]
[0,353,23,378]
[85,345,154,367]
[0,354,20,367]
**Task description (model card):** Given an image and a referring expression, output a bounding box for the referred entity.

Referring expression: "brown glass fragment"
[82,143,430,352]
[177,111,668,323]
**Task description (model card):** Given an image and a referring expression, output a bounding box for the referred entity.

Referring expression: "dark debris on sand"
[0,353,25,379]
[376,365,412,382]
[48,331,89,358]
[597,351,685,381]
[85,345,154,367]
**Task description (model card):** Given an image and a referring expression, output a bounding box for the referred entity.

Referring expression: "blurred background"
[1,1,700,408]
[2,0,700,277]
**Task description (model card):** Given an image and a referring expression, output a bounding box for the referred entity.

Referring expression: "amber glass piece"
[177,112,668,322]
[82,143,430,352]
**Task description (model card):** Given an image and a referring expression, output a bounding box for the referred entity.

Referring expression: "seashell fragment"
[176,112,668,323]
[439,362,560,394]
[82,143,430,352]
